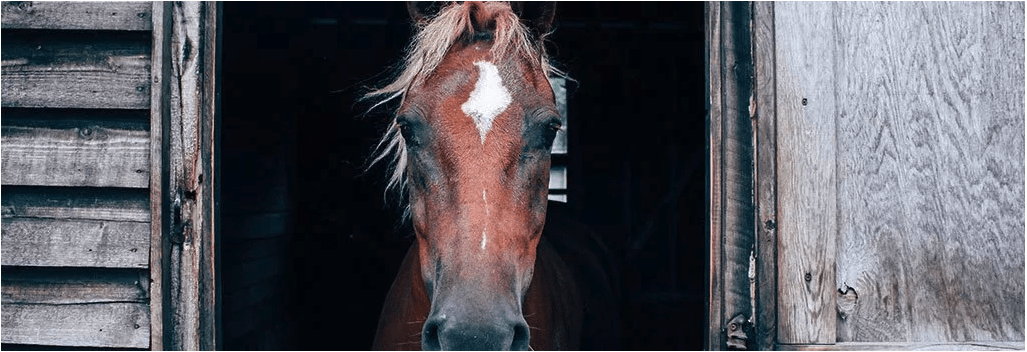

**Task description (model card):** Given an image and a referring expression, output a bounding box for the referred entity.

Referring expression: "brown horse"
[365,2,618,350]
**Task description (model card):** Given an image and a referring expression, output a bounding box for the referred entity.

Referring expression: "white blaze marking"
[461,61,511,143]
[481,190,489,250]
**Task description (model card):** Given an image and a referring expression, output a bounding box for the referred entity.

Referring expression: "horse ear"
[514,2,556,39]
[407,2,445,24]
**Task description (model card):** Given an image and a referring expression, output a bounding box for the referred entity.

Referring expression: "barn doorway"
[220,2,706,350]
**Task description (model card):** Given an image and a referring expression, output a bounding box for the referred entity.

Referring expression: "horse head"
[367,2,560,350]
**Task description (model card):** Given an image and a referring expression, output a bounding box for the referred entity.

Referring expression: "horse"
[363,2,619,350]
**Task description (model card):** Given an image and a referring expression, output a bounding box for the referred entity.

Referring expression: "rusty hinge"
[726,314,750,350]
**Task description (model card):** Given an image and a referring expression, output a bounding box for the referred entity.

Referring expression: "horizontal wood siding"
[1,186,150,267]
[1,267,150,348]
[0,2,158,349]
[1,110,150,188]
[1,30,151,109]
[1,2,152,31]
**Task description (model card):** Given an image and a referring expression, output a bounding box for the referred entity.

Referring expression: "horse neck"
[372,242,432,351]
[521,237,584,351]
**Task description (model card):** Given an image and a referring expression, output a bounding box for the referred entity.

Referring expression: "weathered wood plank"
[1,2,152,31]
[1,31,150,109]
[1,117,150,188]
[163,2,221,350]
[1,218,149,268]
[1,302,149,348]
[149,2,172,350]
[774,2,838,344]
[1,186,149,222]
[833,2,1025,343]
[704,3,726,350]
[1,267,147,305]
[777,342,1025,351]
[752,2,778,350]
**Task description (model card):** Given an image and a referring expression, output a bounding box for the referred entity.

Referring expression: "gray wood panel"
[774,2,838,345]
[2,186,149,223]
[1,119,150,188]
[1,302,149,348]
[149,2,172,349]
[161,2,221,349]
[1,2,152,31]
[1,187,150,268]
[2,218,149,268]
[832,2,1025,343]
[2,267,148,305]
[752,2,779,350]
[1,31,150,109]
[1,267,150,348]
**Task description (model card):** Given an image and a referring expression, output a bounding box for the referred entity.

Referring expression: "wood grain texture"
[2,186,149,222]
[2,218,149,268]
[1,115,149,188]
[163,2,221,350]
[774,2,838,345]
[1,2,152,31]
[704,3,725,349]
[752,2,778,350]
[2,267,148,305]
[1,31,150,109]
[1,302,149,348]
[1,267,150,348]
[777,342,1025,351]
[717,2,757,350]
[832,2,1025,343]
[149,2,172,350]
[1,186,150,268]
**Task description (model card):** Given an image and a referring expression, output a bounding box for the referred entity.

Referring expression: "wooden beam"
[162,2,221,350]
[752,2,778,350]
[1,31,151,109]
[704,2,725,349]
[149,2,172,350]
[1,2,152,31]
[1,267,150,348]
[774,2,838,345]
[1,116,150,188]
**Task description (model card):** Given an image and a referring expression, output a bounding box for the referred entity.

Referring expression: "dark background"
[221,2,706,350]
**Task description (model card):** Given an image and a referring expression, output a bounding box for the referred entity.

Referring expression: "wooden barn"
[0,2,1022,351]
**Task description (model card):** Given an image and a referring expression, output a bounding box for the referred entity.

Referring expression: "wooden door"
[755,2,1025,350]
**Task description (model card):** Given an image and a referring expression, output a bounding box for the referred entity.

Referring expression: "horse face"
[398,30,559,351]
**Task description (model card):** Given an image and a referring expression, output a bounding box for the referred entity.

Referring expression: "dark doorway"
[221,2,705,350]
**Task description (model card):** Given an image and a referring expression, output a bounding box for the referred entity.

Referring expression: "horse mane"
[364,2,562,216]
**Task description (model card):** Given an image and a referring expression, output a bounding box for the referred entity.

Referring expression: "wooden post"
[152,2,221,350]
[752,2,778,351]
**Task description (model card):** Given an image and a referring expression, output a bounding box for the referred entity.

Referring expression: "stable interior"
[221,2,706,350]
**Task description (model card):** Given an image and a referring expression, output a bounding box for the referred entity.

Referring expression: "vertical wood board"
[774,1,838,345]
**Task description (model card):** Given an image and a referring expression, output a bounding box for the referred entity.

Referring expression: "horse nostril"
[422,318,442,351]
[511,321,531,351]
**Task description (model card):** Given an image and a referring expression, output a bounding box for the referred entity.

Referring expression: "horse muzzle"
[421,307,530,351]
